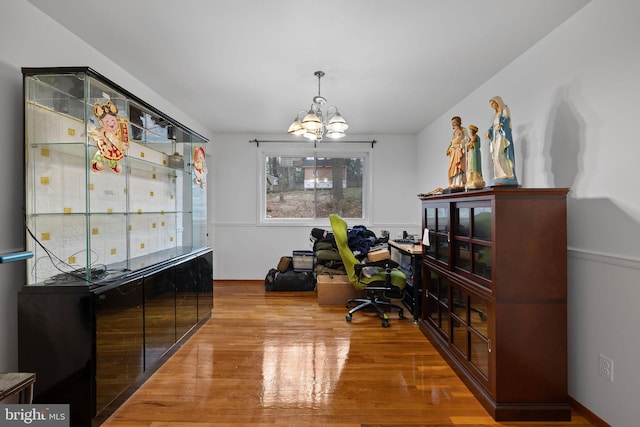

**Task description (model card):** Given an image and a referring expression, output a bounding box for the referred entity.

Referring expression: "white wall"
[3,0,637,424]
[417,1,640,425]
[209,133,420,280]
[0,0,212,371]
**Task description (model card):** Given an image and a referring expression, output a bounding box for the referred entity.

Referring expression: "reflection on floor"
[101,281,594,427]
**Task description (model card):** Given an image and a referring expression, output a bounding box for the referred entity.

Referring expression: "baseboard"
[215,279,263,285]
[569,396,611,427]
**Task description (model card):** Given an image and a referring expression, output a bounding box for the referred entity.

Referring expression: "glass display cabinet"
[419,187,570,421]
[23,67,208,285]
[18,67,212,426]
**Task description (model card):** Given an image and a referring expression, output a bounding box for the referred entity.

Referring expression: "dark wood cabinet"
[18,248,213,426]
[419,187,570,421]
[388,240,422,323]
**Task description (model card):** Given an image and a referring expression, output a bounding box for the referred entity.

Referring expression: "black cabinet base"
[19,249,213,427]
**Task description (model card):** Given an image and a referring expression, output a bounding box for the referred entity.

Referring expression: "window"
[261,148,369,222]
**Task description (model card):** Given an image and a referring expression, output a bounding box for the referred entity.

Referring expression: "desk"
[0,372,36,403]
[388,240,422,324]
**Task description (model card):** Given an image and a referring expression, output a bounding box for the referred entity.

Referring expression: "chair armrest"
[354,259,399,275]
[364,259,399,269]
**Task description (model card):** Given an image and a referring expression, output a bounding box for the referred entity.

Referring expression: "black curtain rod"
[249,139,376,148]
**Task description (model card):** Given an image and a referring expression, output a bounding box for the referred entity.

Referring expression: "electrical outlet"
[599,354,614,382]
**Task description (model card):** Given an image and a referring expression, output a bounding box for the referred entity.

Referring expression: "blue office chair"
[329,214,406,327]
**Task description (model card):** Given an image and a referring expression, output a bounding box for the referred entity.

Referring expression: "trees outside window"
[264,154,366,220]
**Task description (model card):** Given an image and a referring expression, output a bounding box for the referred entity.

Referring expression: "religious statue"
[465,125,486,190]
[485,96,518,186]
[446,116,468,191]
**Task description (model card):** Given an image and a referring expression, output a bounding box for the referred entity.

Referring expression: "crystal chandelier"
[287,71,348,141]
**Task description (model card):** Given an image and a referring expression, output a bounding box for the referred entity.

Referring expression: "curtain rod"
[249,139,376,148]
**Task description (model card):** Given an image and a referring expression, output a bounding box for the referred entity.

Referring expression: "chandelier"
[287,71,348,141]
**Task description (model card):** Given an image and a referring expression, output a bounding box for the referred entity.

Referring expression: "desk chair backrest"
[329,214,365,289]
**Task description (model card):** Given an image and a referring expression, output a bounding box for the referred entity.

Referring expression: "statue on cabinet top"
[485,96,518,186]
[465,125,486,190]
[446,116,468,192]
[88,99,130,174]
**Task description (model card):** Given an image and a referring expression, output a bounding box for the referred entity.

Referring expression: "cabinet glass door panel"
[456,207,470,236]
[426,296,438,326]
[452,320,468,357]
[454,241,471,272]
[27,144,88,215]
[435,236,449,263]
[25,73,86,125]
[473,207,492,241]
[89,168,127,214]
[451,286,468,356]
[425,207,436,230]
[451,287,467,320]
[27,214,88,285]
[89,213,128,271]
[470,295,489,336]
[470,330,489,379]
[425,236,435,258]
[426,268,438,297]
[127,162,178,214]
[438,276,449,307]
[127,104,172,143]
[472,244,492,280]
[439,304,450,339]
[436,207,448,232]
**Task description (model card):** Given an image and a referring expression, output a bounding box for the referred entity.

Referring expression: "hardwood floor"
[101,281,594,427]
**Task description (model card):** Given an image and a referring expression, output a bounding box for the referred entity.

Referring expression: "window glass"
[263,153,367,220]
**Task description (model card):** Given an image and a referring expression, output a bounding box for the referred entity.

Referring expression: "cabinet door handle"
[447,232,450,243]
[488,339,492,353]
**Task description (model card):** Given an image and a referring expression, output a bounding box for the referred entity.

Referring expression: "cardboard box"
[367,248,390,261]
[316,274,366,305]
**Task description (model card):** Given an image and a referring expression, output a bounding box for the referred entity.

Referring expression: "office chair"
[329,214,407,327]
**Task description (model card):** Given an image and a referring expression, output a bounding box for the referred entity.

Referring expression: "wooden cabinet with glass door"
[419,187,570,421]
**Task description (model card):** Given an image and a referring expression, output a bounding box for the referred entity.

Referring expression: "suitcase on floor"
[265,269,315,291]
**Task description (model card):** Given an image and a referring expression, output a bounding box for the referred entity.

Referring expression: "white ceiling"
[27,0,589,138]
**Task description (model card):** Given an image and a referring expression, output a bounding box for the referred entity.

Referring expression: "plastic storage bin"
[292,250,314,272]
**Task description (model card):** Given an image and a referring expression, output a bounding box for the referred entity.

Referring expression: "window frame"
[258,144,372,226]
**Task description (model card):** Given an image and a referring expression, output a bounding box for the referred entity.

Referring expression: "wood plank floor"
[101,281,594,427]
